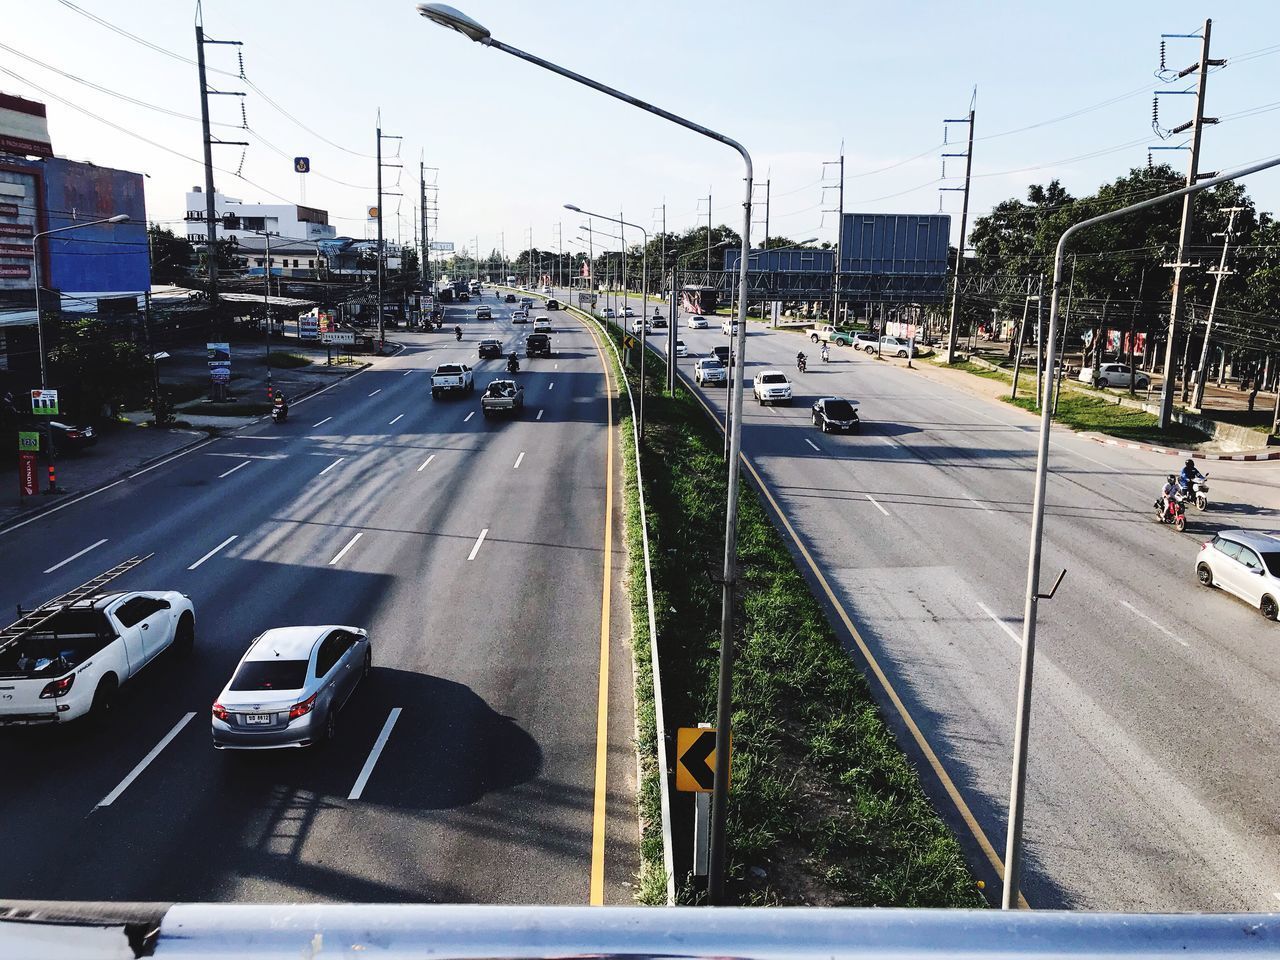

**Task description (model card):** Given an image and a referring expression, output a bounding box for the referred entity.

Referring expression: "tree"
[49,317,150,419]
[147,224,194,284]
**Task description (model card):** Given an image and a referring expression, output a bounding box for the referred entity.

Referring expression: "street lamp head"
[107,214,130,224]
[415,3,491,42]
[564,204,581,213]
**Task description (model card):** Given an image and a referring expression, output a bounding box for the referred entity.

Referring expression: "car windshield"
[1261,552,1280,577]
[229,659,308,691]
[702,361,724,370]
[761,374,787,384]
[825,400,855,418]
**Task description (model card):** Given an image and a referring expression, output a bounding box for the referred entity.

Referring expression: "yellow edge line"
[683,378,1028,909]
[586,314,614,906]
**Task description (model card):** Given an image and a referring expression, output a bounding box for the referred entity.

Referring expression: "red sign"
[18,452,37,497]
[0,244,33,258]
[0,264,31,279]
[0,203,18,217]
[0,223,33,238]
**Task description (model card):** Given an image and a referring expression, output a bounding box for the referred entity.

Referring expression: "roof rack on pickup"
[0,554,153,655]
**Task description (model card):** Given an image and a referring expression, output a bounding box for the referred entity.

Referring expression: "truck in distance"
[481,379,525,418]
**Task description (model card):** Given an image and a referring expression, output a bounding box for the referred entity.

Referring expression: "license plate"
[244,713,273,725]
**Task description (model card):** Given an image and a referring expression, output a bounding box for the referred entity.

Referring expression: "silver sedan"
[212,625,371,749]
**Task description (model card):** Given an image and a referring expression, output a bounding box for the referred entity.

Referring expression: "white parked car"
[853,332,879,351]
[694,358,728,386]
[687,315,709,329]
[533,316,552,333]
[1079,363,1149,390]
[1196,530,1280,621]
[675,339,687,357]
[0,590,195,726]
[753,370,793,405]
[878,336,916,358]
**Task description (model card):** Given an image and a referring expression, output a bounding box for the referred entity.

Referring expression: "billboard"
[839,213,950,302]
[41,157,149,295]
[0,93,52,159]
[0,166,38,292]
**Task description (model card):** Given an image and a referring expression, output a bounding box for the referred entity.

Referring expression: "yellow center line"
[586,313,614,906]
[682,375,1029,909]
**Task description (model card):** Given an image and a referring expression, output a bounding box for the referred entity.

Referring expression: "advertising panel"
[19,452,38,497]
[207,342,231,367]
[41,157,149,294]
[0,93,53,158]
[0,168,38,292]
[300,310,320,340]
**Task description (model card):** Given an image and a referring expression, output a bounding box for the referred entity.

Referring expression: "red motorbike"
[1154,492,1187,532]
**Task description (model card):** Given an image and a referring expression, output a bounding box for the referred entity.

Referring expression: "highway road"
[563,285,1280,912]
[0,293,637,905]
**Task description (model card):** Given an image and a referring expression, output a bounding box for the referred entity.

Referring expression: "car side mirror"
[157,600,171,609]
[1252,567,1265,575]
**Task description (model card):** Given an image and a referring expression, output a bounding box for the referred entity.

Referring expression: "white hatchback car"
[533,316,551,333]
[721,318,740,336]
[1196,530,1280,620]
[753,370,793,405]
[687,315,708,329]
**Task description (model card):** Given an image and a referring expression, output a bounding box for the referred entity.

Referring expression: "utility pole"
[942,93,976,363]
[763,179,770,250]
[705,189,712,274]
[194,4,244,312]
[374,118,403,348]
[1192,206,1244,410]
[1157,19,1224,428]
[419,160,430,300]
[823,148,844,324]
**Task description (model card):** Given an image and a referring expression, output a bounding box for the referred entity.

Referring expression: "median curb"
[1080,431,1280,462]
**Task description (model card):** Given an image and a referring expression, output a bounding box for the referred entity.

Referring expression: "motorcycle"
[271,398,288,424]
[455,327,463,342]
[1154,492,1187,532]
[1188,474,1209,511]
[507,356,520,374]
[796,355,807,373]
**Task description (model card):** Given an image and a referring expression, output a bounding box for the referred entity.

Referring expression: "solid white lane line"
[188,535,237,570]
[514,451,525,469]
[977,601,1022,646]
[1120,599,1190,647]
[417,454,435,472]
[328,532,364,566]
[218,459,251,479]
[548,382,555,391]
[348,707,402,800]
[467,528,488,561]
[402,370,412,376]
[312,416,333,428]
[44,538,108,574]
[96,712,196,809]
[463,411,475,422]
[537,409,544,420]
[967,496,994,514]
[369,388,382,397]
[865,493,890,516]
[389,414,404,425]
[319,457,345,475]
[804,438,820,451]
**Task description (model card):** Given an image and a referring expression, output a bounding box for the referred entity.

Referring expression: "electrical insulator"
[238,50,245,80]
[1159,40,1167,72]
[1147,151,1154,171]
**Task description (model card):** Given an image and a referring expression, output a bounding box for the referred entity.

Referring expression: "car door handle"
[140,623,149,630]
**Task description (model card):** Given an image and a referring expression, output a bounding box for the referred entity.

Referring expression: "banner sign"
[207,342,231,367]
[322,331,355,345]
[18,452,37,497]
[300,311,319,340]
[30,389,58,415]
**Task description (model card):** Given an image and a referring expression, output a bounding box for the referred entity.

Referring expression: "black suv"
[546,298,560,310]
[525,333,553,358]
[478,338,504,360]
[504,293,517,303]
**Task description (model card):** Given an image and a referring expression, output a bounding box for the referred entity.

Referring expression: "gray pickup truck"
[481,379,525,418]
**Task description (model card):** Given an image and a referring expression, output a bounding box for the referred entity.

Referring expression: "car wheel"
[897,350,908,358]
[1196,563,1214,587]
[1263,595,1279,621]
[432,388,440,399]
[1096,378,1109,388]
[92,675,118,719]
[1137,378,1149,389]
[173,613,195,658]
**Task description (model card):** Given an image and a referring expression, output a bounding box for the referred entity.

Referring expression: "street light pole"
[1000,153,1280,910]
[30,214,129,492]
[417,2,753,905]
[566,205,647,437]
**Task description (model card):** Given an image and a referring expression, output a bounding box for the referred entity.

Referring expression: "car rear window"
[1213,538,1244,560]
[230,660,308,691]
[825,400,854,419]
[436,365,462,375]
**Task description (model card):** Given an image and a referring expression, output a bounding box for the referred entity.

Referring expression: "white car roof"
[1220,530,1280,551]
[758,369,786,377]
[247,626,334,661]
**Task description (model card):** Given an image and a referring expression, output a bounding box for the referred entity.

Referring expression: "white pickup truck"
[431,363,475,398]
[0,590,195,725]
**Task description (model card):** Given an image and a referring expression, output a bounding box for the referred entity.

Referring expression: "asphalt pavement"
[567,285,1280,912]
[0,292,638,905]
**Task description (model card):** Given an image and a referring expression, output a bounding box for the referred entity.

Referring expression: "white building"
[184,186,337,243]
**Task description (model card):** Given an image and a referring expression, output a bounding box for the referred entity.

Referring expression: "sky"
[5,1,1280,263]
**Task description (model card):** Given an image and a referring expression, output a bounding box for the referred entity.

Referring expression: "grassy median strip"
[604,323,980,907]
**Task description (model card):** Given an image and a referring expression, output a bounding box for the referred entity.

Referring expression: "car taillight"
[212,702,229,721]
[39,675,74,699]
[289,694,316,721]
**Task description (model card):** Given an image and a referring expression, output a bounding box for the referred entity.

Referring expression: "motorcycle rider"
[271,390,289,422]
[507,353,520,374]
[454,325,463,341]
[820,343,830,363]
[796,350,807,372]
[1179,458,1205,494]
[1159,473,1181,520]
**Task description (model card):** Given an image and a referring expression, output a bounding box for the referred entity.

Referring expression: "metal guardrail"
[4,902,1277,958]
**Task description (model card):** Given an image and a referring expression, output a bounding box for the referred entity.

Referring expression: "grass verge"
[266,351,313,368]
[595,312,981,907]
